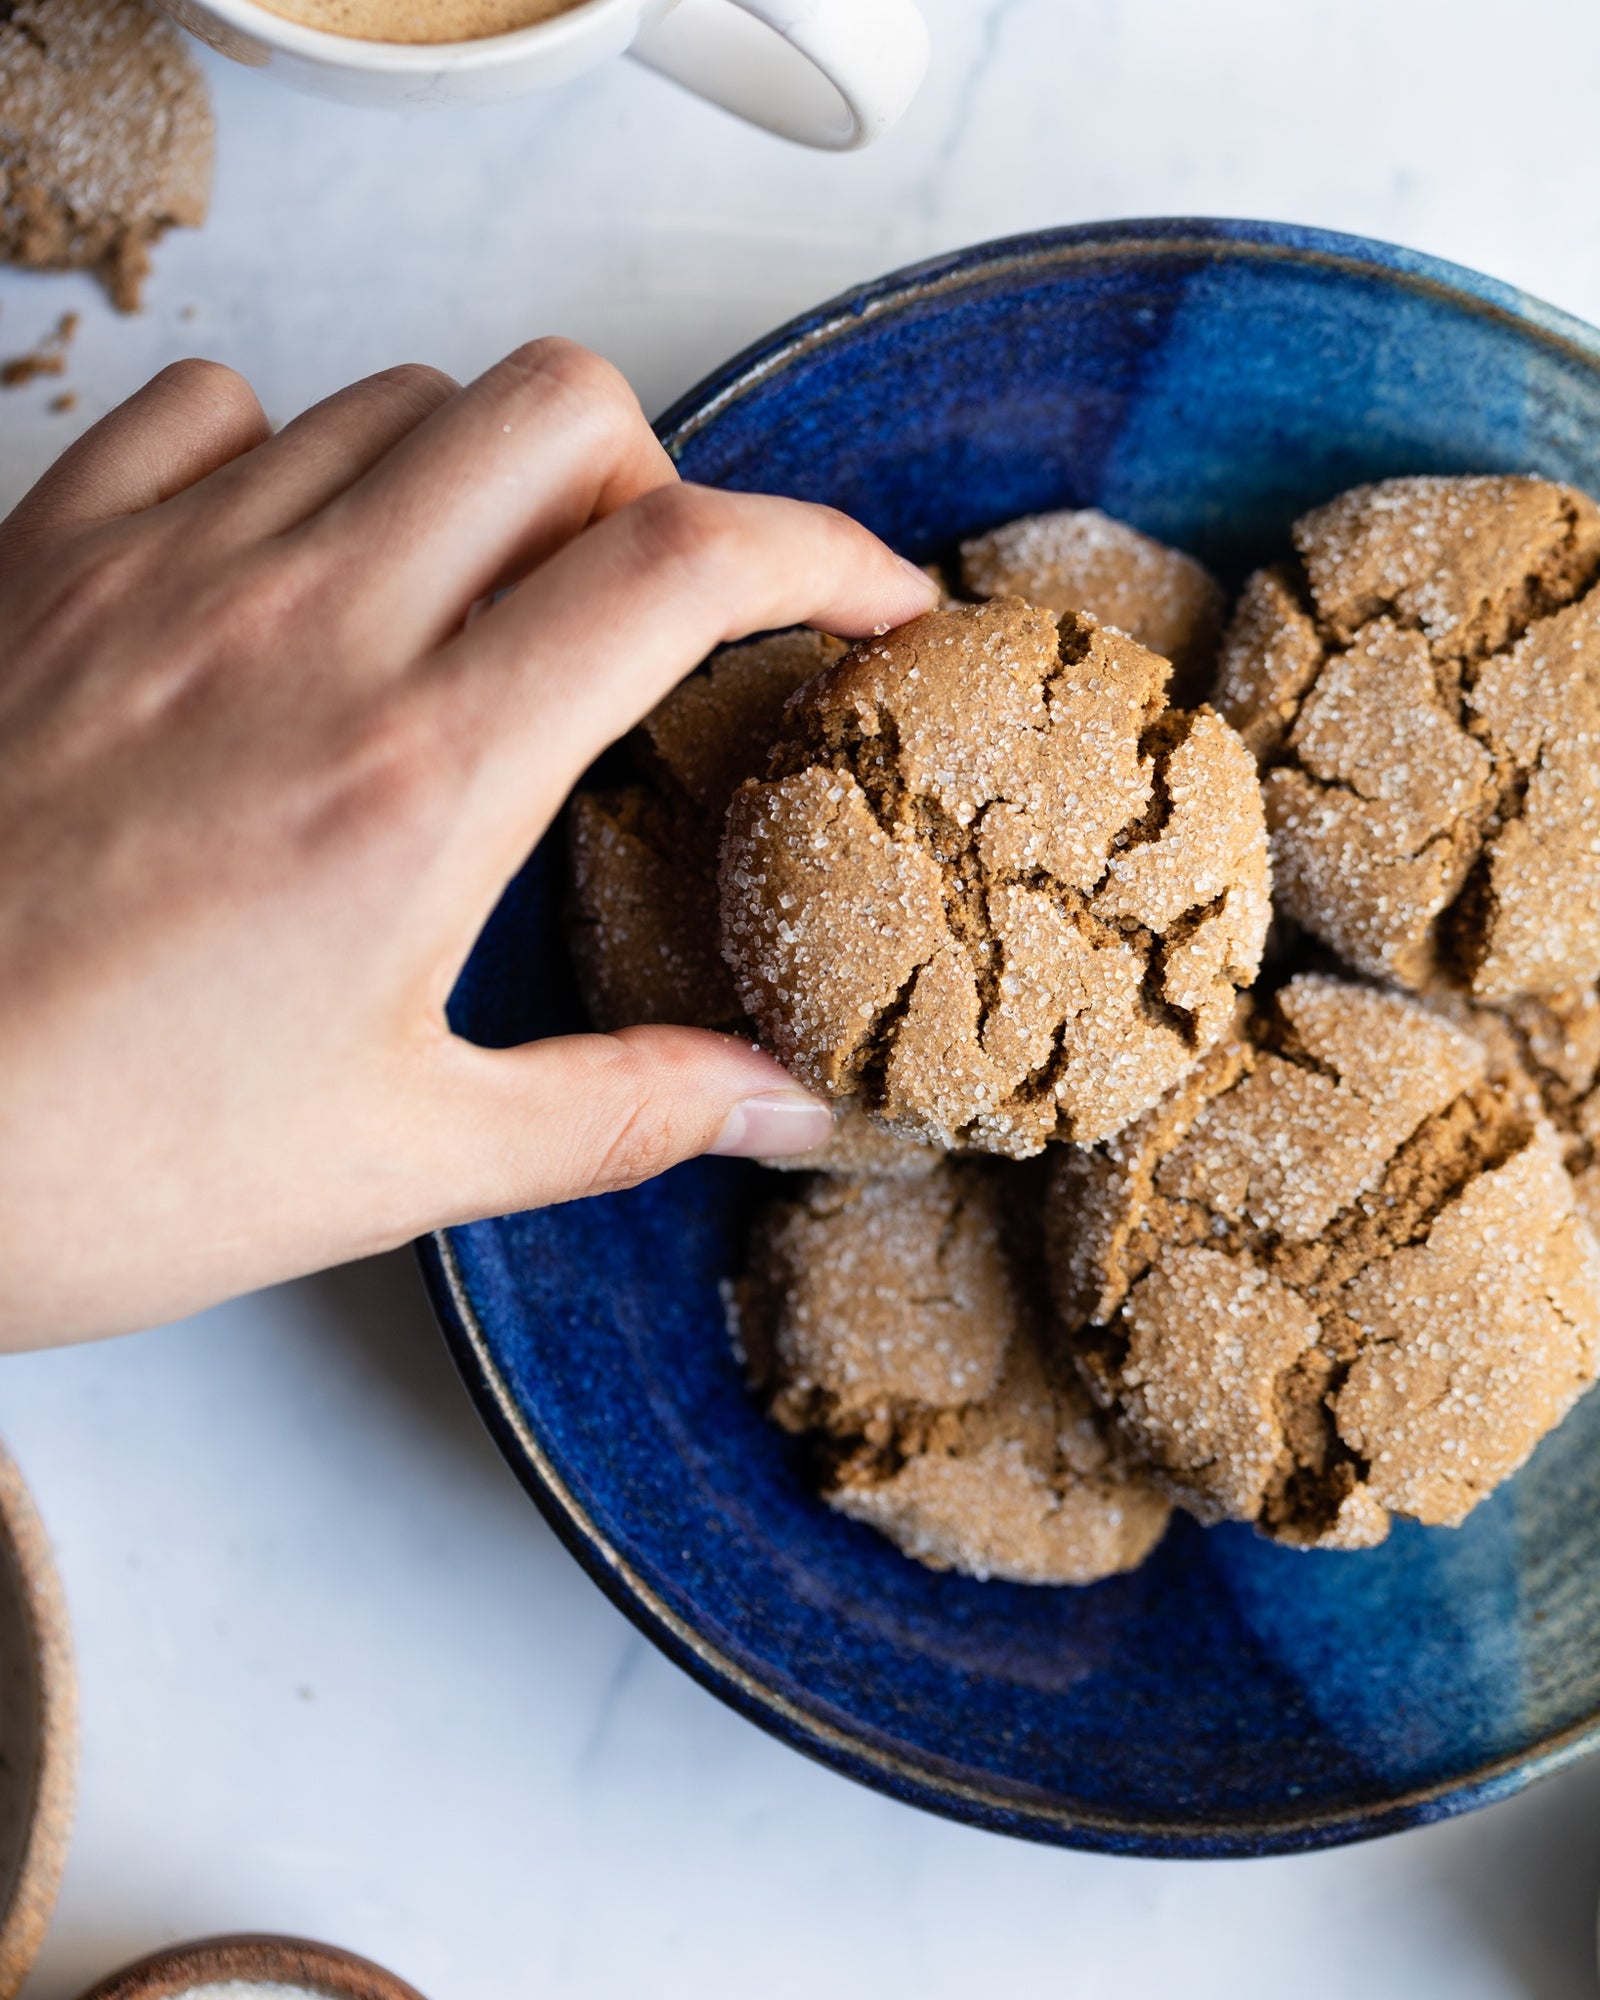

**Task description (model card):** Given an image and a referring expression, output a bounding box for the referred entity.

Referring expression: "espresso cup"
[159,0,931,146]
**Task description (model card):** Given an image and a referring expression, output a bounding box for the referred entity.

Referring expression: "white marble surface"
[7,2,1600,1995]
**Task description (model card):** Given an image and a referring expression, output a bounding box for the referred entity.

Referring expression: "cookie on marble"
[1214,475,1600,999]
[719,598,1271,1157]
[1046,973,1600,1549]
[961,507,1226,704]
[0,0,213,310]
[734,1164,1170,1585]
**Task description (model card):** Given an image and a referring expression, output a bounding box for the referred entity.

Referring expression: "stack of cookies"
[567,480,1600,1585]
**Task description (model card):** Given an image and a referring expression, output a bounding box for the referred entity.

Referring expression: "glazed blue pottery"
[419,219,1600,1857]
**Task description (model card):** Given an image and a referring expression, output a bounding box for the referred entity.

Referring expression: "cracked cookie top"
[960,507,1226,705]
[1213,474,1600,1000]
[568,628,844,1035]
[1430,979,1600,1244]
[718,598,1270,1157]
[1046,973,1600,1548]
[566,627,938,1181]
[733,1164,1171,1585]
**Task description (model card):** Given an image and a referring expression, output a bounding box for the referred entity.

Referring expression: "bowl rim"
[0,1442,77,1999]
[67,1931,427,2000]
[421,216,1600,1859]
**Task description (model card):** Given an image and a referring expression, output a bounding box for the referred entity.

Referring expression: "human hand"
[0,342,937,1348]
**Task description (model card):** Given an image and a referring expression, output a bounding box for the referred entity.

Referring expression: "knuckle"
[589,1104,679,1195]
[497,338,639,425]
[627,483,751,585]
[298,692,452,855]
[152,357,263,430]
[581,1048,689,1194]
[213,548,320,651]
[366,361,459,422]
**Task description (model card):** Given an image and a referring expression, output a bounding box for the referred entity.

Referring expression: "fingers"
[403,1026,833,1224]
[170,363,460,540]
[0,359,269,565]
[429,481,940,843]
[302,339,678,650]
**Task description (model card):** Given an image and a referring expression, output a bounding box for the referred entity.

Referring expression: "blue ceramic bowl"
[420,219,1600,1857]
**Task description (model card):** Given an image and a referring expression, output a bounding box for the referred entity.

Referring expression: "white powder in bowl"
[181,1986,324,1999]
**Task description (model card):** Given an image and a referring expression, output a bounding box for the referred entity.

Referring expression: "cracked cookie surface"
[566,627,937,1180]
[734,1164,1171,1584]
[1046,973,1600,1548]
[568,628,843,1034]
[1434,979,1600,1243]
[719,599,1270,1157]
[1214,475,1600,999]
[960,507,1226,705]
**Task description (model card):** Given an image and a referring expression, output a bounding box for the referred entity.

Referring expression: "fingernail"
[710,1090,836,1159]
[898,553,941,601]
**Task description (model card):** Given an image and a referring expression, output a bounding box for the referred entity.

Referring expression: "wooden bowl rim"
[69,1933,429,2000]
[0,1440,78,2000]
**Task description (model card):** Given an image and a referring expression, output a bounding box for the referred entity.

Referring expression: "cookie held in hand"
[568,627,845,1035]
[565,626,939,1182]
[719,598,1270,1157]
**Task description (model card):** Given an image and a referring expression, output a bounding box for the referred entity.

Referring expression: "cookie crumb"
[1,306,78,386]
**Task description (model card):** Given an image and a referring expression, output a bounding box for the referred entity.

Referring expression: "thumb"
[414,1024,834,1224]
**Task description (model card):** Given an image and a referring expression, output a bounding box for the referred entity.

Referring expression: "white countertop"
[7,3,1600,1995]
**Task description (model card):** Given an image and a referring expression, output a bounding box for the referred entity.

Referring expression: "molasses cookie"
[961,507,1225,703]
[0,0,213,310]
[566,627,938,1179]
[1046,974,1600,1548]
[1214,475,1600,999]
[735,1164,1170,1584]
[720,598,1270,1157]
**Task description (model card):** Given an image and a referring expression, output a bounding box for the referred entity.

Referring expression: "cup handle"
[628,0,930,151]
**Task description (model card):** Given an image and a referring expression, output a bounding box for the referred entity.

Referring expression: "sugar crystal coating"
[568,629,844,1034]
[1215,475,1600,998]
[1431,978,1600,1242]
[720,599,1270,1157]
[566,627,938,1181]
[960,508,1225,704]
[734,1165,1170,1584]
[1046,974,1600,1547]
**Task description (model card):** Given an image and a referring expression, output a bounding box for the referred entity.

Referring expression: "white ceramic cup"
[160,0,931,146]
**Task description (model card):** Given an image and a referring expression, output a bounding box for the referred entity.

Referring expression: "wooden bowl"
[0,1441,77,2000]
[71,1934,429,2000]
